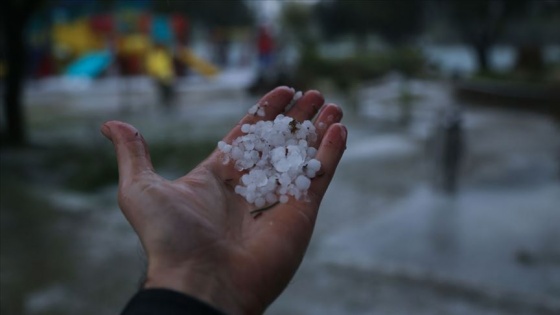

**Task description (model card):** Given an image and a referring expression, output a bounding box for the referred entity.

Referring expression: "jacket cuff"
[121,289,227,315]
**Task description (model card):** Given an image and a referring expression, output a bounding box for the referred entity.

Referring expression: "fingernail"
[340,125,347,141]
[101,123,112,140]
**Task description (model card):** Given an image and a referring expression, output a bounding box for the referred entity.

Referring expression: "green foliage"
[440,0,530,43]
[281,1,314,43]
[315,0,423,45]
[436,0,556,72]
[153,0,254,28]
[297,47,426,92]
[472,67,560,86]
[281,2,311,31]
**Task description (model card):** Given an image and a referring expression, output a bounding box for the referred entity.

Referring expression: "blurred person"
[248,26,277,95]
[146,43,175,109]
[213,27,230,68]
[172,14,190,77]
[101,87,346,315]
[257,25,275,78]
[437,106,465,195]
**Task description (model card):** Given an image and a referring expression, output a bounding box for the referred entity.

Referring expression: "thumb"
[101,120,154,186]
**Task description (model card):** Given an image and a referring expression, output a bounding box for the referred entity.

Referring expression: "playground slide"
[179,48,220,78]
[65,51,112,78]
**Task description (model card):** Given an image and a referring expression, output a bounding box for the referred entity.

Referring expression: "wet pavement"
[267,79,560,315]
[2,71,560,314]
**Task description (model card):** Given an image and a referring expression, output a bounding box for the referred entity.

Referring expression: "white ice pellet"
[248,104,259,115]
[273,158,290,172]
[285,139,297,146]
[255,197,266,208]
[231,147,243,160]
[265,192,278,204]
[244,141,254,151]
[307,147,317,158]
[295,175,311,190]
[306,159,321,172]
[302,120,314,131]
[248,183,257,192]
[279,195,289,204]
[305,169,316,178]
[247,193,257,204]
[241,174,250,185]
[234,185,243,194]
[286,91,303,110]
[217,112,321,210]
[291,188,302,200]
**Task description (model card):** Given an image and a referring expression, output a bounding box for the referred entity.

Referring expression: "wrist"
[143,263,257,315]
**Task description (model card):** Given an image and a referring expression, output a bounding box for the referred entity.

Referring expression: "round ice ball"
[217,107,321,210]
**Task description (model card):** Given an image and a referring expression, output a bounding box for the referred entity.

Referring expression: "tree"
[281,2,314,43]
[152,0,253,28]
[1,0,120,146]
[1,0,44,146]
[506,1,560,74]
[316,0,423,48]
[313,1,426,119]
[438,0,530,72]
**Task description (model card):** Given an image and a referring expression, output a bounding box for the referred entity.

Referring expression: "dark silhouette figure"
[440,107,465,194]
[430,107,465,195]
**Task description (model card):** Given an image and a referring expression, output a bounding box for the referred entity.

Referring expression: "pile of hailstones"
[217,114,321,208]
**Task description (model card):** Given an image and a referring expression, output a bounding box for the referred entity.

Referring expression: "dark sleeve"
[121,289,227,315]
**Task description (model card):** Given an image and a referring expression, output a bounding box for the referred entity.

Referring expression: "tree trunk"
[514,44,544,74]
[473,42,490,73]
[2,5,30,146]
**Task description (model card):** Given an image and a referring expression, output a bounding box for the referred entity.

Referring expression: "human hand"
[101,87,347,315]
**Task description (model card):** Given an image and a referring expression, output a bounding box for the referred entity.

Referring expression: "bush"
[296,47,426,92]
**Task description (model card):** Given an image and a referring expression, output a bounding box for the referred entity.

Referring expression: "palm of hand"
[102,87,346,315]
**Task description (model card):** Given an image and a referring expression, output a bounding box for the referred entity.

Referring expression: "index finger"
[222,86,294,143]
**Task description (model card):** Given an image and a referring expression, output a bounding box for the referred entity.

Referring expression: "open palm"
[101,87,347,315]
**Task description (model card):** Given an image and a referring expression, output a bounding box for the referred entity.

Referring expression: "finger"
[308,123,347,203]
[284,90,324,122]
[313,103,343,146]
[222,86,294,143]
[101,120,154,187]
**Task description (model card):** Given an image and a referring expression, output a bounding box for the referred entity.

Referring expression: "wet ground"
[1,71,559,314]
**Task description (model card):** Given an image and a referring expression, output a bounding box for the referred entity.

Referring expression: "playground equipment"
[65,50,112,78]
[179,47,220,78]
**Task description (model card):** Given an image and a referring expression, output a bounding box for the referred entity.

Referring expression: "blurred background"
[1,0,560,314]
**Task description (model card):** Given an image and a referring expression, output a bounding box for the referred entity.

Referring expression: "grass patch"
[471,63,560,86]
[1,140,218,192]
